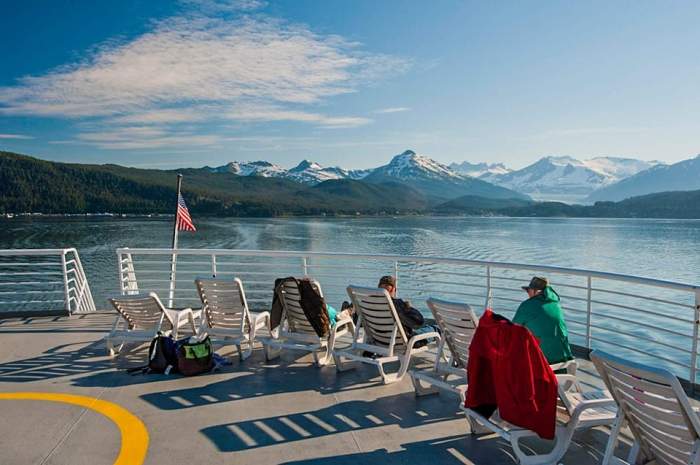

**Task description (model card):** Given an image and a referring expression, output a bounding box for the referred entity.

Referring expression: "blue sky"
[1,0,699,169]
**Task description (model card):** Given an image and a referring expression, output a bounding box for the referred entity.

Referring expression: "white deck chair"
[195,278,270,361]
[463,369,617,465]
[592,350,700,465]
[410,298,478,402]
[105,292,198,356]
[410,299,577,403]
[333,286,440,384]
[261,278,354,366]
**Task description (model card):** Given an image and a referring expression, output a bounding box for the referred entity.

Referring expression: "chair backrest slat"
[427,298,477,368]
[109,293,169,331]
[592,350,700,465]
[195,278,250,335]
[347,286,408,350]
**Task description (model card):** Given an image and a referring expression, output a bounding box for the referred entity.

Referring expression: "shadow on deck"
[0,312,629,465]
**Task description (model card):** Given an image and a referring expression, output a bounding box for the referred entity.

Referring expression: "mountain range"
[209,150,528,202]
[586,155,700,202]
[208,159,370,185]
[477,156,661,203]
[203,152,692,204]
[1,150,698,219]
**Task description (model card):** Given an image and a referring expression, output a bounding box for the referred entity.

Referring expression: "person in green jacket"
[513,276,573,364]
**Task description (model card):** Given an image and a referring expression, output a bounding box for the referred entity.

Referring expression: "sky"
[1,0,699,170]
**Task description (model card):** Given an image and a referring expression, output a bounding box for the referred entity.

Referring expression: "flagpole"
[168,174,183,308]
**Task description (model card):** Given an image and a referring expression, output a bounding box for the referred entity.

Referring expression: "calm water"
[2,215,699,307]
[2,216,700,378]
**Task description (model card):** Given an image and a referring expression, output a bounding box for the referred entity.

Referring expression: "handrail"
[116,247,700,386]
[116,247,699,292]
[0,248,96,315]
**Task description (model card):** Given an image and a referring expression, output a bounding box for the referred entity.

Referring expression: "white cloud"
[374,107,411,114]
[76,126,221,149]
[0,133,33,139]
[226,104,371,128]
[0,10,409,149]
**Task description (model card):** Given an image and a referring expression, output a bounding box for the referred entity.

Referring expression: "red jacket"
[465,309,558,439]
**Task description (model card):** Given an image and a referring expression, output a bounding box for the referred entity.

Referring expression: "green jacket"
[512,286,573,364]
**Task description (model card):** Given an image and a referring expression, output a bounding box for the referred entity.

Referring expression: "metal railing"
[0,248,96,316]
[116,247,700,385]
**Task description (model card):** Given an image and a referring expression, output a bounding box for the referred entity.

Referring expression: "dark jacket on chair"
[270,277,330,338]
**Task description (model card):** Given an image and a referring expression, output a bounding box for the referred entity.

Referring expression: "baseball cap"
[522,276,549,291]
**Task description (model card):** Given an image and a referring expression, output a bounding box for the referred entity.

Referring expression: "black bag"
[127,333,178,375]
[177,336,214,376]
[148,334,179,374]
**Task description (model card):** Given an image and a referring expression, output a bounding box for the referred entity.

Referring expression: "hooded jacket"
[465,309,558,439]
[512,286,573,364]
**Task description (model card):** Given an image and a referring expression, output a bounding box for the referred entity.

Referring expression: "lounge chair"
[410,299,577,402]
[462,370,617,465]
[591,350,700,465]
[410,298,478,402]
[195,278,271,361]
[105,292,199,356]
[261,278,354,366]
[333,286,440,384]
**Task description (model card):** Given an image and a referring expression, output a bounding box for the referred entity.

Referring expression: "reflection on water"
[1,216,699,308]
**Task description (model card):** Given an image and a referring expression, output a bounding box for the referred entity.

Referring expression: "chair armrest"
[407,331,440,349]
[334,316,354,332]
[569,397,617,423]
[250,311,271,328]
[550,360,578,375]
[555,374,580,393]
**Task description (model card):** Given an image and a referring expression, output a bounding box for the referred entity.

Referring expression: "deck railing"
[0,248,96,316]
[116,247,700,385]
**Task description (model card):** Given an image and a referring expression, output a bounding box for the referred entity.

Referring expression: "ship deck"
[0,312,631,465]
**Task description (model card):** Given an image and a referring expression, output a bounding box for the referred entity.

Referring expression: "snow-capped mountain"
[209,159,370,185]
[587,155,700,202]
[449,161,511,178]
[482,156,660,203]
[285,160,371,185]
[210,160,287,177]
[364,150,529,200]
[368,150,463,181]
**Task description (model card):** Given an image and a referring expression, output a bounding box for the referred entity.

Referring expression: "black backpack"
[127,333,179,375]
[148,334,179,374]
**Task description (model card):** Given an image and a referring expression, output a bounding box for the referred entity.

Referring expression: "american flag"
[176,194,196,232]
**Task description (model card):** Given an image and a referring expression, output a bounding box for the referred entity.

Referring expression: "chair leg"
[510,425,574,465]
[377,360,402,384]
[264,342,281,361]
[239,340,253,361]
[106,337,116,357]
[395,352,413,380]
[333,352,355,372]
[466,414,491,435]
[314,346,331,366]
[410,373,440,397]
[602,412,627,465]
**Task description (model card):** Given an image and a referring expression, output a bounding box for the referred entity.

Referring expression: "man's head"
[378,275,397,297]
[522,276,548,298]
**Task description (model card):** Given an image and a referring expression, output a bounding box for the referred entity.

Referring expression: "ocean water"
[2,216,699,378]
[1,215,699,305]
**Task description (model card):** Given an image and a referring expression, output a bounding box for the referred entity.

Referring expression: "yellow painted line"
[0,392,148,465]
